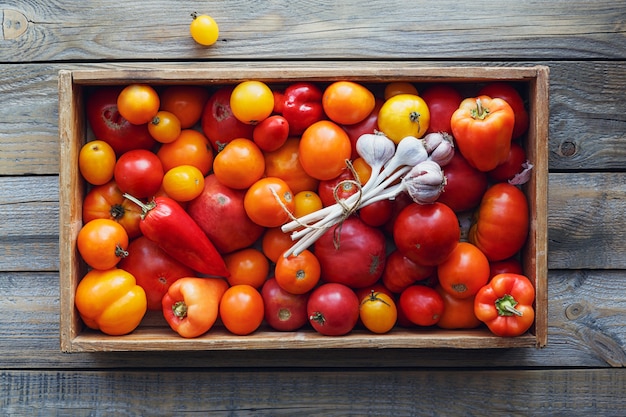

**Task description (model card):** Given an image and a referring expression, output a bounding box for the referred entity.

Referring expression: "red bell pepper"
[124,194,229,277]
[450,95,515,172]
[281,82,324,135]
[474,273,535,337]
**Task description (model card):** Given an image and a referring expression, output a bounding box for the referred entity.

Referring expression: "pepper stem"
[495,294,523,317]
[123,193,156,219]
[471,98,490,120]
[172,301,188,319]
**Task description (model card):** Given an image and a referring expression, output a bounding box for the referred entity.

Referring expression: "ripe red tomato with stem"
[262,277,309,331]
[82,180,142,239]
[307,283,360,336]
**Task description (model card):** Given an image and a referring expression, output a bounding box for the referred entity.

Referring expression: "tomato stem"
[409,111,421,132]
[309,312,326,326]
[495,294,523,317]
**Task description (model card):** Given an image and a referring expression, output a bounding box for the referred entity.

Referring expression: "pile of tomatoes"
[74,78,535,339]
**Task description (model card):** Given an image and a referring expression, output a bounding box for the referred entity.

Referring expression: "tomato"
[223,248,270,289]
[322,81,375,125]
[82,180,142,238]
[341,98,383,160]
[160,85,210,128]
[383,82,418,100]
[420,84,463,135]
[230,80,274,125]
[77,218,129,270]
[262,227,296,264]
[399,285,444,327]
[436,152,488,212]
[293,190,323,218]
[381,249,435,294]
[157,129,214,175]
[489,257,523,279]
[264,138,319,195]
[189,12,219,46]
[377,94,430,143]
[114,149,164,198]
[244,177,295,228]
[275,249,321,295]
[161,165,205,202]
[469,183,529,261]
[393,202,460,267]
[118,236,194,310]
[437,242,490,299]
[317,168,360,207]
[201,86,255,151]
[487,142,528,182]
[299,120,352,180]
[79,140,116,186]
[314,216,386,289]
[307,283,360,336]
[213,138,265,189]
[359,291,397,334]
[116,84,160,125]
[261,277,309,331]
[75,268,146,336]
[435,286,481,330]
[478,82,529,139]
[219,284,264,335]
[252,115,290,152]
[359,199,393,227]
[85,87,156,156]
[148,110,181,144]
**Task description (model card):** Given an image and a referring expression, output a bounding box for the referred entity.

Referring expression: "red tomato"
[437,242,490,299]
[261,277,309,331]
[118,236,195,310]
[435,286,481,330]
[317,168,360,207]
[82,180,142,239]
[219,284,265,335]
[253,115,290,152]
[201,86,255,151]
[307,283,360,336]
[114,149,164,198]
[85,87,156,156]
[420,84,463,135]
[399,285,445,327]
[478,82,529,139]
[342,98,383,160]
[487,142,528,182]
[393,202,460,267]
[436,152,488,212]
[489,257,524,279]
[359,199,393,227]
[382,249,435,294]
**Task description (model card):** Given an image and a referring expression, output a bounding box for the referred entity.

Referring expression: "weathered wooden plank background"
[1,0,625,414]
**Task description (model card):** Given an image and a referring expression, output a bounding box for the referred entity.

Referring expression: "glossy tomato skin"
[478,82,529,140]
[359,199,393,227]
[307,283,360,336]
[342,98,383,160]
[435,285,481,330]
[118,236,195,310]
[82,180,142,239]
[114,149,164,198]
[399,285,445,327]
[253,115,290,152]
[86,87,156,156]
[420,84,463,135]
[281,82,325,136]
[201,86,255,151]
[317,168,359,207]
[261,277,309,331]
[314,216,387,289]
[393,202,460,267]
[487,142,527,183]
[437,242,490,299]
[437,152,488,212]
[382,249,435,294]
[489,257,524,279]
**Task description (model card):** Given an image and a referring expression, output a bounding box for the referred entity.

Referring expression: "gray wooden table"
[1,1,625,415]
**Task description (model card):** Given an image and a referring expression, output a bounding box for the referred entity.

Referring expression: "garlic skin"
[403,160,447,204]
[423,132,455,167]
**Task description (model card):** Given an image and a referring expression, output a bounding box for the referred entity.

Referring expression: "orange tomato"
[293,190,323,218]
[299,120,352,180]
[157,129,214,175]
[78,140,116,185]
[116,84,160,125]
[213,138,265,189]
[275,249,321,294]
[219,284,265,335]
[377,93,430,143]
[384,82,418,100]
[224,248,270,289]
[262,227,296,263]
[82,180,142,239]
[264,138,319,194]
[435,286,482,330]
[322,81,375,125]
[351,157,372,185]
[244,177,295,228]
[162,165,205,202]
[148,110,182,143]
[160,85,210,128]
[77,218,129,270]
[230,80,274,125]
[359,291,398,334]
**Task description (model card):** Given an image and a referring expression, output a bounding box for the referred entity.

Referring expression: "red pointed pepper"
[124,194,229,277]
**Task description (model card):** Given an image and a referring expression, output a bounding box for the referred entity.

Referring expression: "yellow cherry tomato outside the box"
[377,93,430,143]
[190,13,219,46]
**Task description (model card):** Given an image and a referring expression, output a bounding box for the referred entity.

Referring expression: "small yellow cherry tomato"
[359,291,398,334]
[377,93,430,143]
[230,80,275,125]
[148,110,182,143]
[79,140,116,185]
[293,190,323,218]
[162,165,205,202]
[190,12,219,46]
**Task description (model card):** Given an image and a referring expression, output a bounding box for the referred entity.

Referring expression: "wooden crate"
[58,63,549,352]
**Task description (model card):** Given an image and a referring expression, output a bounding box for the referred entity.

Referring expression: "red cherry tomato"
[399,285,445,327]
[252,115,290,152]
[307,283,360,336]
[114,149,164,198]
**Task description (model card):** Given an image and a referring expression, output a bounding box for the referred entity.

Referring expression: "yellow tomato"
[148,110,182,143]
[383,82,418,100]
[190,13,219,46]
[162,165,205,202]
[359,291,398,334]
[377,93,430,143]
[293,190,323,218]
[230,80,275,125]
[79,140,116,185]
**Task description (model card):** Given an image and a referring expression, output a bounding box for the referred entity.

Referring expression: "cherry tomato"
[293,190,323,218]
[223,248,270,289]
[275,249,321,295]
[117,84,160,125]
[190,12,219,46]
[244,177,295,228]
[77,218,129,270]
[79,140,116,185]
[253,115,290,152]
[157,129,214,175]
[114,149,164,198]
[230,80,274,125]
[262,227,296,264]
[359,290,398,334]
[399,285,444,327]
[299,120,352,180]
[261,277,309,331]
[201,86,255,151]
[437,242,490,299]
[160,85,210,128]
[435,286,481,330]
[377,94,430,143]
[219,284,264,335]
[213,138,265,189]
[359,199,393,227]
[148,111,181,144]
[420,84,463,135]
[317,168,360,207]
[161,165,205,202]
[307,283,360,336]
[384,82,418,99]
[82,180,142,239]
[478,82,529,139]
[381,249,435,294]
[322,81,375,125]
[264,138,319,194]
